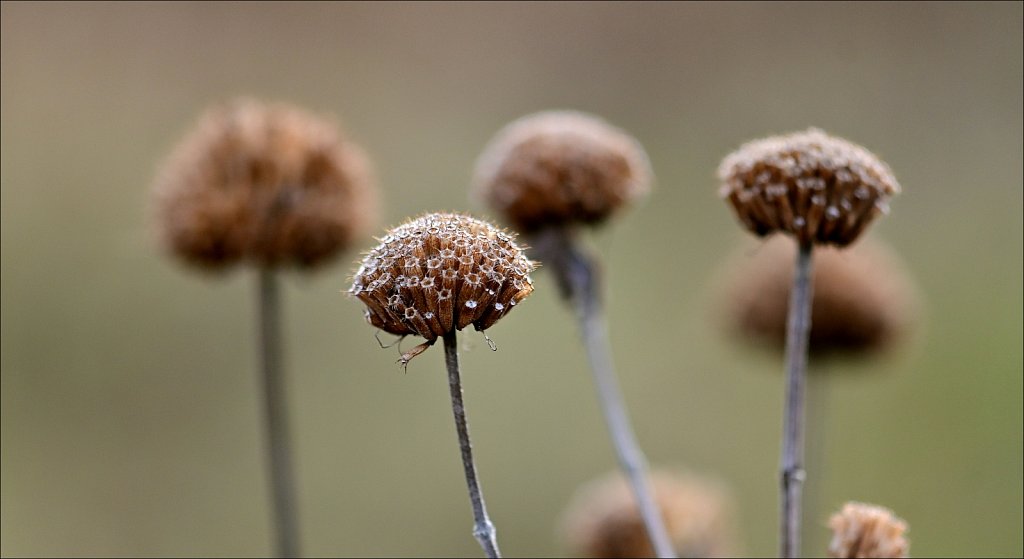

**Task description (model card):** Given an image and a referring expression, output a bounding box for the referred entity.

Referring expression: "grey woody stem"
[536,227,676,559]
[442,330,502,559]
[257,268,301,558]
[780,242,814,559]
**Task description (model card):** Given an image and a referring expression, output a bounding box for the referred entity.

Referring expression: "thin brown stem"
[535,227,676,559]
[780,242,814,558]
[443,330,501,558]
[258,268,300,558]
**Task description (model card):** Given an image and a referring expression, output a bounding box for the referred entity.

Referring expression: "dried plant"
[350,212,537,558]
[561,470,739,559]
[153,97,377,558]
[473,111,675,558]
[719,235,918,358]
[718,128,900,558]
[827,502,909,558]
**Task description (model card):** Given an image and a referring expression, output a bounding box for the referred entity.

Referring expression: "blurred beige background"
[2,2,1021,557]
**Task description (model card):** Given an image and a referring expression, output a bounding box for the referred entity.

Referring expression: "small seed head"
[153,98,376,270]
[560,470,737,559]
[828,502,909,558]
[350,213,536,340]
[473,110,651,232]
[718,128,899,247]
[720,236,918,358]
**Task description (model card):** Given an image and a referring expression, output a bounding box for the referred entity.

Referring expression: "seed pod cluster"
[828,502,909,559]
[154,98,376,270]
[350,213,536,339]
[561,471,737,559]
[721,236,918,357]
[473,110,651,232]
[718,128,899,247]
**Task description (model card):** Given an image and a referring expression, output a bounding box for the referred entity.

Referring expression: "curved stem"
[780,243,814,558]
[536,227,676,559]
[443,330,502,558]
[258,268,300,558]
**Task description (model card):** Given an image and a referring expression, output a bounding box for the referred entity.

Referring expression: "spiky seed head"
[472,110,651,232]
[560,470,738,559]
[828,502,909,558]
[718,128,899,247]
[720,236,918,358]
[349,212,536,340]
[153,98,376,270]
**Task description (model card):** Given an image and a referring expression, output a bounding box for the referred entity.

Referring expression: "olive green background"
[2,2,1021,557]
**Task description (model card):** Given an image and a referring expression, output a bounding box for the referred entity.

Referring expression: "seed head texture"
[719,128,899,247]
[350,213,536,340]
[828,502,909,559]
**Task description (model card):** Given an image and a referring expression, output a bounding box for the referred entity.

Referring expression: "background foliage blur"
[2,2,1021,557]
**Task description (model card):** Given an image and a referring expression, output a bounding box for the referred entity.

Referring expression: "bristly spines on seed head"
[349,212,536,340]
[718,128,899,247]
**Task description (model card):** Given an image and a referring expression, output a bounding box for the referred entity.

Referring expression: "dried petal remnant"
[561,471,737,559]
[828,502,909,558]
[722,236,918,357]
[473,110,651,232]
[350,213,536,340]
[154,98,376,269]
[719,128,899,247]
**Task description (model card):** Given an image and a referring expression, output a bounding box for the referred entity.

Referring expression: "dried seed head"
[350,213,536,340]
[472,110,651,232]
[560,470,737,559]
[718,128,899,247]
[720,236,918,358]
[153,98,376,270]
[828,502,909,558]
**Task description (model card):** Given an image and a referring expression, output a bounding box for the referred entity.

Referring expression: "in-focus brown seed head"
[828,502,909,559]
[718,128,899,247]
[720,236,918,358]
[472,110,652,233]
[560,470,738,559]
[349,213,536,340]
[153,98,376,270]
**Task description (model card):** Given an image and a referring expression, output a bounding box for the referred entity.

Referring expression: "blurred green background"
[2,2,1021,557]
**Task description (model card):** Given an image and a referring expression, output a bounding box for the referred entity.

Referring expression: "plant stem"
[258,268,300,558]
[780,242,814,559]
[442,330,502,559]
[536,227,676,559]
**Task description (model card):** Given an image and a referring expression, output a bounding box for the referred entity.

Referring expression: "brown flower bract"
[153,98,376,270]
[721,236,917,358]
[472,110,651,232]
[349,213,536,340]
[718,128,899,247]
[828,502,909,558]
[560,470,737,559]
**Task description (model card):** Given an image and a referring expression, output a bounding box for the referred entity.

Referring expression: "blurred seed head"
[349,212,536,340]
[472,110,652,233]
[153,98,376,270]
[828,502,909,558]
[718,128,899,247]
[560,470,738,559]
[719,235,918,358]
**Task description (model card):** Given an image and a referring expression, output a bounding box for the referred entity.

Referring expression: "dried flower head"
[153,98,376,270]
[828,502,909,558]
[472,110,652,232]
[720,236,918,357]
[350,213,536,342]
[560,470,737,559]
[718,128,899,247]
